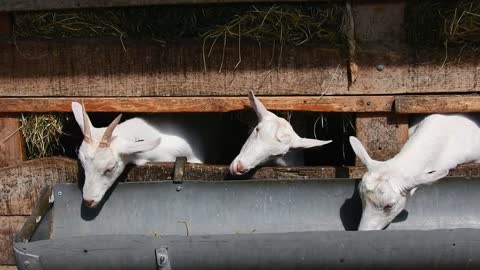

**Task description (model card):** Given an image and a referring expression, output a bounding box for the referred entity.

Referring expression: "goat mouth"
[229,167,250,175]
[83,201,99,208]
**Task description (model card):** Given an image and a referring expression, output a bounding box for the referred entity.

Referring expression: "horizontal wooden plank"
[0,216,27,265]
[1,0,338,12]
[128,162,337,181]
[395,95,480,114]
[0,39,347,97]
[4,95,480,113]
[350,47,480,95]
[0,266,17,270]
[0,158,78,216]
[4,39,480,97]
[346,163,480,178]
[0,96,394,113]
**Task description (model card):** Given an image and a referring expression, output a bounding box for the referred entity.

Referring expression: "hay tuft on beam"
[20,114,66,159]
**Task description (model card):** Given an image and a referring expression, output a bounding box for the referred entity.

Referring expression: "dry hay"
[20,114,66,159]
[406,0,480,50]
[14,4,345,46]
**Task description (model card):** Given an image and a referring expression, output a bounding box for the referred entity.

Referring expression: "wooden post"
[350,1,409,166]
[355,113,408,165]
[0,13,24,168]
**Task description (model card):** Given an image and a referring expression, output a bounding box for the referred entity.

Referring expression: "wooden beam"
[0,114,25,167]
[4,95,480,114]
[347,163,480,178]
[0,39,347,97]
[0,96,394,113]
[395,95,480,114]
[0,0,339,12]
[350,47,480,95]
[352,0,406,46]
[0,15,25,168]
[0,216,27,265]
[3,39,479,97]
[0,157,78,215]
[355,113,409,165]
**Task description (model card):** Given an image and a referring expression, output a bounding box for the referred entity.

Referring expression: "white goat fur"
[350,114,480,231]
[72,102,206,207]
[229,91,331,175]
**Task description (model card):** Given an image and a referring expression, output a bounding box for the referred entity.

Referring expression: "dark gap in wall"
[59,111,356,166]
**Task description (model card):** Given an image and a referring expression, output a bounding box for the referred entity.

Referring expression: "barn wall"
[2,0,480,267]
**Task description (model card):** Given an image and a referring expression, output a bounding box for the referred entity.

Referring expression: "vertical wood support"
[0,13,24,168]
[355,113,408,165]
[351,1,409,166]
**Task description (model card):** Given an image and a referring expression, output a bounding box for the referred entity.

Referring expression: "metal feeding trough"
[13,177,480,270]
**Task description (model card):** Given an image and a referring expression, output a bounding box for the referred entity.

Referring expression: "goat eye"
[104,166,116,175]
[255,127,260,132]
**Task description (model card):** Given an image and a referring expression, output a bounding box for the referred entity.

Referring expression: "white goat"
[229,91,331,175]
[350,114,480,231]
[72,102,204,208]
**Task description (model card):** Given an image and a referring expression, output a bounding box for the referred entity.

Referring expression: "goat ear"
[275,125,293,144]
[403,169,449,191]
[292,137,331,149]
[71,102,93,142]
[248,91,275,121]
[349,136,382,170]
[117,137,161,154]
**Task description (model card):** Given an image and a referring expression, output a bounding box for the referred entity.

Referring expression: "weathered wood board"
[395,95,480,114]
[2,39,480,97]
[0,115,24,168]
[352,1,406,45]
[0,266,17,270]
[4,95,480,113]
[0,14,23,169]
[0,158,78,215]
[355,113,409,166]
[0,96,394,113]
[0,216,27,265]
[347,163,480,179]
[351,48,480,94]
[0,40,346,97]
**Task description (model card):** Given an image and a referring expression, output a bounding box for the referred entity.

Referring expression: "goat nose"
[236,161,248,174]
[83,199,94,207]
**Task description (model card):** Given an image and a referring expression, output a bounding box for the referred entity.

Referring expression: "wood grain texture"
[347,163,480,179]
[0,0,338,11]
[0,266,17,270]
[0,115,25,168]
[0,96,394,113]
[0,216,27,265]
[0,157,78,215]
[355,113,408,166]
[350,48,480,94]
[127,162,337,181]
[0,39,346,97]
[353,1,405,44]
[395,95,480,113]
[3,39,479,96]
